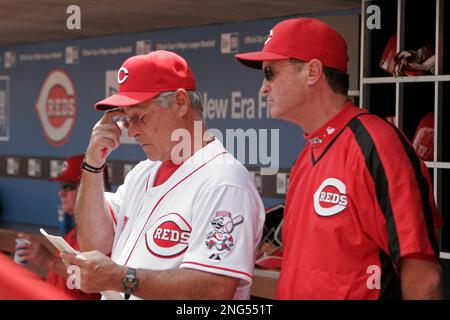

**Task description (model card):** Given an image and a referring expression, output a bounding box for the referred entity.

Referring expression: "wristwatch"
[121,267,138,300]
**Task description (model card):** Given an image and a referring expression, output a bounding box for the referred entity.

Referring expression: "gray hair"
[153,90,203,114]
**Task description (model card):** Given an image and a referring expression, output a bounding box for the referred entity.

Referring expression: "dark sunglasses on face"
[263,61,304,82]
[60,181,77,191]
[263,66,274,81]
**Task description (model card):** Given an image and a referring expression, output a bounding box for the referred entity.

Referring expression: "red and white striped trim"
[107,202,118,226]
[181,261,253,280]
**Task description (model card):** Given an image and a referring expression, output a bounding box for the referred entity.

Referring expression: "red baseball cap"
[48,155,84,182]
[95,50,196,110]
[235,18,348,72]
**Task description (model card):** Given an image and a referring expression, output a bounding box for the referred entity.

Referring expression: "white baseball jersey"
[105,139,265,299]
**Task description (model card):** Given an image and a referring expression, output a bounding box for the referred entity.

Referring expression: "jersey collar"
[304,101,367,150]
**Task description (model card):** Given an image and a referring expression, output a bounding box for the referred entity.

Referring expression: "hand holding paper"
[41,228,124,300]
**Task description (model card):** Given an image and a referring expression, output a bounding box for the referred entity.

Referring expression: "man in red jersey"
[235,17,443,299]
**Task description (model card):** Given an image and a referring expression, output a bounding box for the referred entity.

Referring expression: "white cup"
[14,238,32,265]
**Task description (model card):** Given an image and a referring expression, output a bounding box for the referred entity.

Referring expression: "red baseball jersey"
[277,102,442,300]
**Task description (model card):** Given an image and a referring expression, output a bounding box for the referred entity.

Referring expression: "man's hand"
[85,109,125,167]
[61,250,126,293]
[16,233,54,269]
[400,256,443,299]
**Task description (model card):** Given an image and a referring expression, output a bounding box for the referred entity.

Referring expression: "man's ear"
[306,59,323,85]
[173,89,189,117]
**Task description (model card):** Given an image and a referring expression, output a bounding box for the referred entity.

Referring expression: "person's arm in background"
[16,233,67,277]
[400,257,443,299]
[76,109,124,253]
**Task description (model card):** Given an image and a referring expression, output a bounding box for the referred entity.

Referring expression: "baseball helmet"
[412,112,434,161]
[380,33,435,76]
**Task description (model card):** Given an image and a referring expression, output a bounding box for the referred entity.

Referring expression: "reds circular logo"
[35,69,77,146]
[145,213,191,258]
[313,178,348,217]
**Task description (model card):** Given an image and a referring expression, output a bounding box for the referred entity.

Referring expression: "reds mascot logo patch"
[35,69,77,146]
[313,177,348,217]
[205,210,244,260]
[145,213,191,258]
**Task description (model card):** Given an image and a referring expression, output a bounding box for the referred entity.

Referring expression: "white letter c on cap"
[264,29,273,45]
[117,67,129,84]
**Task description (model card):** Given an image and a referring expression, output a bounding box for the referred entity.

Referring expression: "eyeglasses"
[60,181,77,191]
[121,107,152,127]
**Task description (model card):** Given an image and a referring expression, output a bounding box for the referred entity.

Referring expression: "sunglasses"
[60,181,77,191]
[263,61,304,82]
[263,66,274,81]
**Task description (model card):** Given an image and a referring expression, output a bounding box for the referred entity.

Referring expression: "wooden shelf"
[362,75,450,84]
[425,162,450,169]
